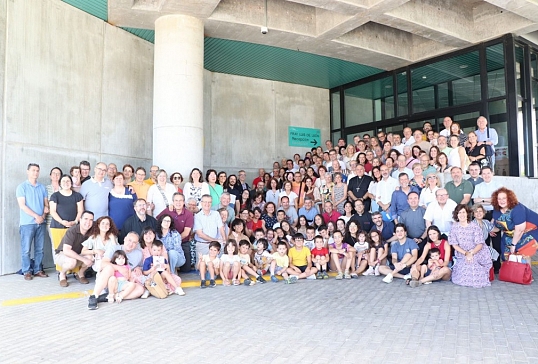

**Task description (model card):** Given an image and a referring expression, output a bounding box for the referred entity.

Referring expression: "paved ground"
[2,267,538,364]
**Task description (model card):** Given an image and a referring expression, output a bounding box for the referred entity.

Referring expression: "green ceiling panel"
[122,27,156,43]
[62,0,108,21]
[203,38,382,89]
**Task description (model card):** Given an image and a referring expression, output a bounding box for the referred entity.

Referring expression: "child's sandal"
[115,293,123,303]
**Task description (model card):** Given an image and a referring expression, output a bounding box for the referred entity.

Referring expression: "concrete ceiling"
[107,0,538,71]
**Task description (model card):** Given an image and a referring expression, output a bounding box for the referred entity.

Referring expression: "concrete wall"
[0,0,154,274]
[204,71,330,178]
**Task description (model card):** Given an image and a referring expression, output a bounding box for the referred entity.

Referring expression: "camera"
[261,26,268,34]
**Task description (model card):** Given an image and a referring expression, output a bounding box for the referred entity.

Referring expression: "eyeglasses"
[436,193,448,197]
[173,176,182,180]
[150,169,158,173]
[96,167,106,172]
[162,219,172,223]
[427,176,438,179]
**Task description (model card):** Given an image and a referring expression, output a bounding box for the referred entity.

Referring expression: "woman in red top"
[410,225,451,282]
[250,207,266,233]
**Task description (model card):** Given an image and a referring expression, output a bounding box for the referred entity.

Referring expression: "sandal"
[409,280,422,288]
[232,279,240,286]
[405,278,412,285]
[106,294,115,303]
[115,293,123,303]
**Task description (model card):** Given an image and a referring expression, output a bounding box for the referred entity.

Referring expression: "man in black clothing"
[350,199,372,232]
[120,199,157,243]
[347,164,372,211]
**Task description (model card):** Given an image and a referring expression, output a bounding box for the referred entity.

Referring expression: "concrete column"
[153,14,204,175]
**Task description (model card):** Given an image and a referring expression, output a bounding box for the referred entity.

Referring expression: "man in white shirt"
[424,188,457,236]
[392,155,413,180]
[376,165,399,214]
[402,127,415,146]
[392,133,404,154]
[475,116,499,169]
[440,116,453,138]
[472,166,501,212]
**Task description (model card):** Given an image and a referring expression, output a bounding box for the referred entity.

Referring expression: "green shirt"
[445,179,474,206]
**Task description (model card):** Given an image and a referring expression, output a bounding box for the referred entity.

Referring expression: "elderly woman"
[419,173,441,208]
[491,187,538,258]
[465,131,486,165]
[449,204,492,287]
[147,169,177,217]
[156,214,186,273]
[473,204,498,272]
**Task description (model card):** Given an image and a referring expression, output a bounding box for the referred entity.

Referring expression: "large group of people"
[15,115,538,310]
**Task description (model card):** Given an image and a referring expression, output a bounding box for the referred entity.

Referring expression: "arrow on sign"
[310,139,317,145]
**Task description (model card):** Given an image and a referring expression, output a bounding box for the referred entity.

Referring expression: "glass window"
[453,111,480,134]
[331,92,341,130]
[397,72,408,116]
[344,76,393,127]
[384,96,395,119]
[412,86,435,113]
[331,131,341,146]
[486,43,506,98]
[437,83,449,109]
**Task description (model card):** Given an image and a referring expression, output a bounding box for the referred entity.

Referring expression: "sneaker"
[306,274,317,280]
[382,273,393,283]
[88,295,98,310]
[201,280,207,289]
[316,271,322,279]
[350,272,359,279]
[335,272,343,280]
[175,287,186,296]
[287,275,298,284]
[256,275,266,284]
[209,279,216,288]
[374,264,380,276]
[403,273,412,281]
[270,275,279,283]
[244,278,252,286]
[97,293,109,303]
[344,272,351,279]
[323,271,329,279]
[141,289,150,299]
[363,266,375,276]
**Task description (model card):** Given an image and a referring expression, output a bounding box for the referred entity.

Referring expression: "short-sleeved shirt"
[201,254,220,268]
[398,207,426,239]
[279,207,299,226]
[370,220,395,242]
[142,256,169,271]
[16,180,47,225]
[288,246,311,267]
[445,179,474,206]
[55,224,88,255]
[391,238,419,261]
[238,253,251,266]
[49,191,83,228]
[350,212,372,231]
[472,180,502,211]
[157,208,194,242]
[424,199,457,235]
[120,214,157,243]
[311,247,329,257]
[104,244,144,269]
[272,252,289,268]
[298,207,318,223]
[193,210,223,242]
[79,177,113,219]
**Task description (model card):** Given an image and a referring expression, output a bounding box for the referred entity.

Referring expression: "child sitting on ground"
[238,240,266,286]
[410,248,446,287]
[253,238,273,277]
[311,235,329,279]
[107,250,136,303]
[288,233,318,280]
[220,239,241,286]
[198,241,221,288]
[353,230,370,275]
[363,230,387,276]
[269,240,296,284]
[142,240,185,296]
[329,231,356,279]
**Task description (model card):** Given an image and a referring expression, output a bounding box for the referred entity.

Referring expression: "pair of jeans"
[20,223,46,274]
[167,249,186,273]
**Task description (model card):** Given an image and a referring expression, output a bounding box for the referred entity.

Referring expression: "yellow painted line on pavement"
[1,290,93,307]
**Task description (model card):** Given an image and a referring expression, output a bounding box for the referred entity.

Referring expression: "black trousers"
[485,210,502,272]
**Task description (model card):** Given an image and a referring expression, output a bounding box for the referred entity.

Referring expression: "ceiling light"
[422,76,427,79]
[459,64,468,69]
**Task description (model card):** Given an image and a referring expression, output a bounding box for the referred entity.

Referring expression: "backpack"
[144,272,168,299]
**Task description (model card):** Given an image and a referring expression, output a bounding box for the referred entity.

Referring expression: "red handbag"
[499,261,532,285]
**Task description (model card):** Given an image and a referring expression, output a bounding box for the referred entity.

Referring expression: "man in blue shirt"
[16,163,49,280]
[378,223,418,283]
[389,173,419,223]
[298,197,318,224]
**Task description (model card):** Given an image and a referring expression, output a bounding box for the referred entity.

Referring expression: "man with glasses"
[420,155,437,177]
[377,165,399,216]
[158,192,194,273]
[106,163,117,181]
[424,188,457,237]
[237,170,250,191]
[17,163,49,281]
[79,162,113,219]
[127,167,150,200]
[445,167,473,206]
[194,195,225,259]
[145,165,159,185]
[79,161,91,184]
[475,116,499,169]
[120,198,157,243]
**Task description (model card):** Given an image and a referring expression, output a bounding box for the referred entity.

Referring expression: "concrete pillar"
[153,14,204,176]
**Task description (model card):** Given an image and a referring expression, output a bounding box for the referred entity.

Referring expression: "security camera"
[261,26,268,34]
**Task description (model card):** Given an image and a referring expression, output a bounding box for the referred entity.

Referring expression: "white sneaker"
[363,266,375,276]
[374,265,380,276]
[141,289,150,299]
[382,273,393,283]
[175,287,186,296]
[306,274,317,280]
[403,273,412,281]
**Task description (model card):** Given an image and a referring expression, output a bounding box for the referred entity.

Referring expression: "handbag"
[144,272,169,298]
[499,260,532,285]
[489,267,495,282]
